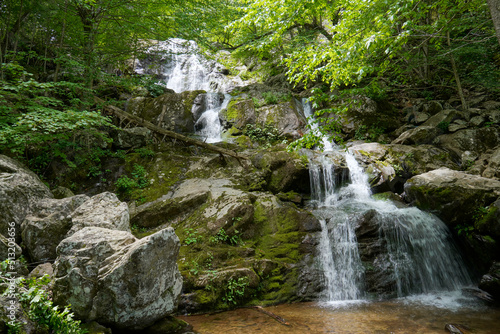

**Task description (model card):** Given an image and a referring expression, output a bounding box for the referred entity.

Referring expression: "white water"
[136,39,231,142]
[304,101,472,304]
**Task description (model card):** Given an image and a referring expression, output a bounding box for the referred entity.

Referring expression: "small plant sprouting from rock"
[437,121,450,132]
[115,164,149,196]
[183,228,201,245]
[134,147,155,159]
[210,227,243,246]
[223,277,249,305]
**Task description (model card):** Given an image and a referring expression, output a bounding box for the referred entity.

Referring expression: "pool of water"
[178,293,500,333]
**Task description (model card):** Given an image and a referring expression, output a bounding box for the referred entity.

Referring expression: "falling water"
[304,101,472,303]
[136,38,231,142]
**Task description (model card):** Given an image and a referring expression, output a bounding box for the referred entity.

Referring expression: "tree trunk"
[488,0,500,47]
[447,31,467,110]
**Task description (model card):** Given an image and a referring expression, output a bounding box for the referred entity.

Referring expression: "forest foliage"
[1,0,500,157]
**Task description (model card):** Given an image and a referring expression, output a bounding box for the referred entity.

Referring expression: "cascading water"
[303,100,472,303]
[136,38,234,142]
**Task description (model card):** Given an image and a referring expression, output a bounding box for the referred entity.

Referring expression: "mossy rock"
[220,99,256,129]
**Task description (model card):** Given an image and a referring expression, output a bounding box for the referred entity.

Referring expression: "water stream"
[136,39,231,142]
[304,100,473,303]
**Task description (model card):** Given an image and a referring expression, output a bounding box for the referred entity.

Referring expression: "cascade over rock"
[0,155,53,242]
[53,226,182,330]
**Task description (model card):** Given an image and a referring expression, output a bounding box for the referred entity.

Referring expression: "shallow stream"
[179,296,500,334]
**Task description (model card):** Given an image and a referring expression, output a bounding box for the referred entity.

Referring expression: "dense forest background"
[2,0,500,167]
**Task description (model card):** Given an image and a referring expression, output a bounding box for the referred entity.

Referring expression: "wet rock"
[479,262,500,300]
[0,155,53,241]
[53,227,182,330]
[251,150,309,194]
[445,323,465,334]
[404,168,500,227]
[21,195,89,262]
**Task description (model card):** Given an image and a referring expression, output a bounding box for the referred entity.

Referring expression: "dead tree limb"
[99,99,249,162]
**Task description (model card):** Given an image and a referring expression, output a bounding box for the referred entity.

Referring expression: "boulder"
[127,90,205,133]
[404,168,500,227]
[21,195,89,262]
[251,150,310,194]
[422,109,459,127]
[391,126,441,145]
[131,178,212,229]
[220,99,256,129]
[28,263,54,279]
[434,128,500,160]
[0,155,53,241]
[53,227,182,330]
[481,147,500,179]
[112,127,151,149]
[51,186,75,199]
[0,233,22,261]
[255,101,306,139]
[68,192,130,235]
[479,262,500,299]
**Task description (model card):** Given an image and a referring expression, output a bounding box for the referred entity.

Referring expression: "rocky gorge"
[1,52,500,333]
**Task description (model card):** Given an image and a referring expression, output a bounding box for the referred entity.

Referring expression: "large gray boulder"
[404,168,500,227]
[219,99,256,129]
[0,155,53,241]
[479,262,500,299]
[21,192,129,263]
[21,195,89,262]
[68,192,130,235]
[53,227,182,330]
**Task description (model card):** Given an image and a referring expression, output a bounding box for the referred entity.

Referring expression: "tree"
[488,0,500,46]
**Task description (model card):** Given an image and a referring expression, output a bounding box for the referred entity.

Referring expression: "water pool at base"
[178,297,500,334]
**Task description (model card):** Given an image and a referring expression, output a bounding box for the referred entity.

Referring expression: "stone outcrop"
[220,99,256,129]
[21,195,89,262]
[53,227,182,330]
[404,168,500,227]
[127,90,205,133]
[479,262,500,300]
[255,101,306,139]
[21,192,129,263]
[0,155,53,241]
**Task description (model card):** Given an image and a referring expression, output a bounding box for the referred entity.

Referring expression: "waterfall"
[135,38,231,142]
[304,101,472,302]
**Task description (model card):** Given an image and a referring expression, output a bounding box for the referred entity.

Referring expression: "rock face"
[479,262,500,299]
[112,127,151,149]
[255,101,306,139]
[53,227,182,330]
[0,155,53,241]
[220,99,256,129]
[127,90,205,133]
[21,195,89,262]
[404,168,500,227]
[68,192,130,235]
[434,128,500,161]
[21,192,129,263]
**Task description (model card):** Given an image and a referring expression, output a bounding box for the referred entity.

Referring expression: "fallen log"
[252,306,290,326]
[98,98,250,162]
